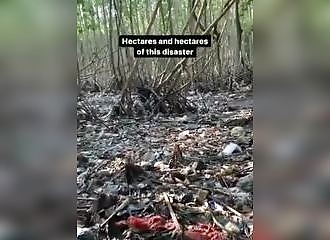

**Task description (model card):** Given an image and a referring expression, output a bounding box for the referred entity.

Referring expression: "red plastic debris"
[127,215,176,232]
[184,224,225,240]
[121,215,225,240]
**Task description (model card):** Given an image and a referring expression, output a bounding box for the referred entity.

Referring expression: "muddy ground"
[77,90,253,240]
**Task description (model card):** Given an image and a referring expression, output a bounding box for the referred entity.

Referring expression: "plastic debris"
[127,215,176,232]
[184,223,225,240]
[222,143,242,156]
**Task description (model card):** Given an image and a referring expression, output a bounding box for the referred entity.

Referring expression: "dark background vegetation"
[77,0,253,114]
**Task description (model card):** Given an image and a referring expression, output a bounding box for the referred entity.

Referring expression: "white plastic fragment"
[222,142,242,156]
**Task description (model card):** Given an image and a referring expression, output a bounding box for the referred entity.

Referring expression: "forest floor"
[77,90,253,240]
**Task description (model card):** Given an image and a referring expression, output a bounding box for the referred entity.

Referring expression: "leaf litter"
[77,91,253,240]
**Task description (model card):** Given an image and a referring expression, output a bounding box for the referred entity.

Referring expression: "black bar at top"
[119,35,211,47]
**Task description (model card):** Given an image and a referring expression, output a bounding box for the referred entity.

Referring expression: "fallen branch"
[211,213,226,231]
[99,197,131,229]
[77,197,97,201]
[163,192,182,236]
[225,204,243,218]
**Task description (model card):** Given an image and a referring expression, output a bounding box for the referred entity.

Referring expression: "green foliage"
[77,0,253,35]
[77,0,84,6]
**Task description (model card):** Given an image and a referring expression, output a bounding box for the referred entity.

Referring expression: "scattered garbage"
[77,92,253,240]
[184,223,226,240]
[222,143,242,156]
[117,215,226,240]
[126,215,176,232]
[230,126,245,138]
